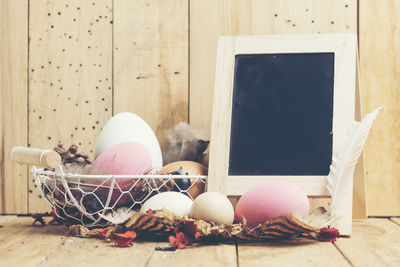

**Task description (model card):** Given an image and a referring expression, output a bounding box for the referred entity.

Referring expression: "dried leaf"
[68,225,90,237]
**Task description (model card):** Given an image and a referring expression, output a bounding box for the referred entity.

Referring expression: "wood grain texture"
[0,217,66,267]
[309,197,330,212]
[238,240,350,267]
[335,219,400,266]
[353,66,367,219]
[359,0,400,216]
[390,217,400,226]
[207,36,235,193]
[38,239,157,267]
[0,215,18,225]
[0,0,28,213]
[148,243,237,267]
[29,0,113,212]
[114,0,189,149]
[0,216,157,267]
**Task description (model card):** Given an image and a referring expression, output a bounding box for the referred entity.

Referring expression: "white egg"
[190,192,234,225]
[95,112,163,172]
[140,192,193,217]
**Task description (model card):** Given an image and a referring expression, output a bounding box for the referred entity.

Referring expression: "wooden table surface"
[1,216,400,267]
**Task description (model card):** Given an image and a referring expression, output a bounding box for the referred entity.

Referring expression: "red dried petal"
[169,232,192,249]
[99,227,111,238]
[318,227,340,242]
[115,238,134,247]
[113,231,137,247]
[194,231,201,240]
[113,230,137,239]
[146,209,154,215]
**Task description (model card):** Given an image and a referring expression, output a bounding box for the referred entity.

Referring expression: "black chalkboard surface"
[228,53,334,176]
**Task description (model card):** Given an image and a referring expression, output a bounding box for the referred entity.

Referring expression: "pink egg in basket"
[234,181,309,226]
[94,141,153,177]
[93,141,153,207]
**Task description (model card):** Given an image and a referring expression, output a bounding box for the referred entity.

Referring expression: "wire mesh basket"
[32,166,207,227]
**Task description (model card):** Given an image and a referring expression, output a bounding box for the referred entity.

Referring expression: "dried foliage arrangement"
[66,208,339,249]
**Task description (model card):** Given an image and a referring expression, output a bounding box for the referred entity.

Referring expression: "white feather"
[328,106,384,218]
[301,207,334,229]
[99,207,136,225]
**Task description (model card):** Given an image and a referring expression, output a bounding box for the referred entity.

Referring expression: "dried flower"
[169,232,192,249]
[318,227,340,242]
[168,220,201,249]
[176,221,201,240]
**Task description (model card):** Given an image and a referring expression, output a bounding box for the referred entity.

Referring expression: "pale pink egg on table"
[234,180,309,226]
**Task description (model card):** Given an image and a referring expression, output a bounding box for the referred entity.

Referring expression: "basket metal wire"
[32,166,207,227]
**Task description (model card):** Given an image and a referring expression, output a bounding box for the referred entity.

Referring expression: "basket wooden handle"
[10,146,61,169]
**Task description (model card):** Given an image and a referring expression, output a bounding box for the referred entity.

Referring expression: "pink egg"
[94,141,153,176]
[92,142,153,208]
[235,181,309,226]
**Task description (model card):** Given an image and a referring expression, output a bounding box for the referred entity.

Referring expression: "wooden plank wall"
[29,0,113,212]
[113,0,189,147]
[0,0,28,213]
[0,0,398,215]
[359,0,400,216]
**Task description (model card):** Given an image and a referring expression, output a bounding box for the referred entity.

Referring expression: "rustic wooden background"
[1,0,398,215]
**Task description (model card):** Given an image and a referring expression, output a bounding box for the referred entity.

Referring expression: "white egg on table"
[94,112,163,172]
[190,192,234,225]
[140,192,193,217]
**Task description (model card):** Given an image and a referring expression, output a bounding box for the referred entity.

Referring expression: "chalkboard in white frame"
[208,34,357,235]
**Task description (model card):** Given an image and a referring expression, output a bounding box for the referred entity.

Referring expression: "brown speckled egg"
[157,161,207,199]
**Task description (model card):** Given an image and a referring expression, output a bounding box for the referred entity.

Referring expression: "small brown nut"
[69,145,78,154]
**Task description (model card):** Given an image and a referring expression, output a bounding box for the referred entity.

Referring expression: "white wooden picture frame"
[208,34,358,235]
